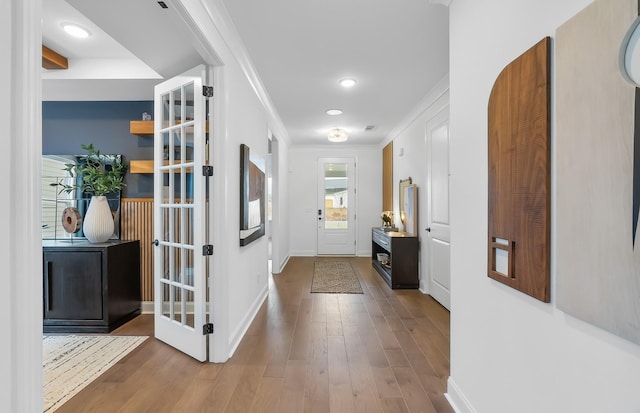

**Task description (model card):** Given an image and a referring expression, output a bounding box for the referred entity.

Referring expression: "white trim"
[429,0,453,6]
[141,301,155,314]
[272,254,290,274]
[290,250,318,257]
[210,64,230,363]
[446,377,478,413]
[5,0,43,411]
[382,73,450,147]
[227,284,268,358]
[189,0,290,145]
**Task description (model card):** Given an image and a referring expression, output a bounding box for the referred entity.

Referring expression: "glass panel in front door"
[323,163,348,229]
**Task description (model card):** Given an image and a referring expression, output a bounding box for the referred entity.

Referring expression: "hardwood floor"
[55,257,452,413]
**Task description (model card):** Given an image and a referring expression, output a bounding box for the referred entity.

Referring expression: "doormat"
[43,335,147,412]
[311,261,363,294]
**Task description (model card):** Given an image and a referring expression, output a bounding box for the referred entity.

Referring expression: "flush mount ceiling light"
[339,78,356,88]
[326,109,343,116]
[328,128,348,143]
[62,23,91,39]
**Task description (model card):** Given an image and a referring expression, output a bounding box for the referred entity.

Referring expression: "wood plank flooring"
[55,257,452,413]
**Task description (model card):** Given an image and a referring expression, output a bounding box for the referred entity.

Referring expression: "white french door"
[425,107,451,310]
[153,66,211,361]
[317,158,356,255]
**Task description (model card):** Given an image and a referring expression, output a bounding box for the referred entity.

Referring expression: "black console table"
[43,239,141,333]
[371,227,419,289]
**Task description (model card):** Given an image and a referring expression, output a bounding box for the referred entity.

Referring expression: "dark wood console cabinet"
[371,227,419,289]
[43,240,141,333]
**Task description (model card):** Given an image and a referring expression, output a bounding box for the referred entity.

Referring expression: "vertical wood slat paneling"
[121,198,154,301]
[382,142,393,212]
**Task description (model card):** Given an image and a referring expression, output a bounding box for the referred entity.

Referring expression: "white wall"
[289,145,381,257]
[448,1,640,412]
[384,78,449,292]
[271,135,290,273]
[178,0,291,359]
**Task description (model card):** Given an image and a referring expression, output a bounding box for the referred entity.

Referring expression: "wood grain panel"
[121,198,154,301]
[42,45,68,70]
[487,37,551,302]
[383,142,393,212]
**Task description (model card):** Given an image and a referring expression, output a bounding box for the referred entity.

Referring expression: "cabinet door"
[44,251,103,320]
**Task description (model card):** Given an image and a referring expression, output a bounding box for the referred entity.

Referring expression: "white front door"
[425,107,451,310]
[153,66,210,361]
[317,158,356,255]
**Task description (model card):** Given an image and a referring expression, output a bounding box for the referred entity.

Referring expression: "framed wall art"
[239,144,266,246]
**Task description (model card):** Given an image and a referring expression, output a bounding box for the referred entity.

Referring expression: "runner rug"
[311,261,363,294]
[43,335,147,412]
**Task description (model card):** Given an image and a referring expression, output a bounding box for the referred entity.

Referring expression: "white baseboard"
[290,250,316,257]
[141,301,154,314]
[272,255,290,274]
[227,284,269,358]
[446,377,477,413]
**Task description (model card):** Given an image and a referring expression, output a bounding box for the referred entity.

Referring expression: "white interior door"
[153,66,210,361]
[426,107,451,310]
[317,158,356,255]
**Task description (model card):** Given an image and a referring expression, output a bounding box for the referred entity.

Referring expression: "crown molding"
[381,73,449,148]
[173,0,290,145]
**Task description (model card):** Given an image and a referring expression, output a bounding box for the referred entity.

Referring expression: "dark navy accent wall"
[43,101,154,198]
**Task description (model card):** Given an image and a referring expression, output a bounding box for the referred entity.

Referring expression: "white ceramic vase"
[83,196,114,243]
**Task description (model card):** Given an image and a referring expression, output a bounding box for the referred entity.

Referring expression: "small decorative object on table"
[141,112,151,121]
[61,207,82,234]
[381,211,398,232]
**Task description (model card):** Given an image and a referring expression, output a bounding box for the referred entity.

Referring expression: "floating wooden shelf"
[130,120,208,135]
[130,160,154,174]
[129,160,194,174]
[130,121,154,135]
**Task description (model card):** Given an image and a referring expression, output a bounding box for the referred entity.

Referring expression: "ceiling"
[42,0,449,146]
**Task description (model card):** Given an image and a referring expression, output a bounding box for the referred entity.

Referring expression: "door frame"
[424,104,451,309]
[153,66,209,361]
[316,157,357,255]
[7,0,44,409]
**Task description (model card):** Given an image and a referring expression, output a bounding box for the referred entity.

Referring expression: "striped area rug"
[43,335,147,412]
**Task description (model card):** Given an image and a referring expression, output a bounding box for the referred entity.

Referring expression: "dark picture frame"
[239,144,266,246]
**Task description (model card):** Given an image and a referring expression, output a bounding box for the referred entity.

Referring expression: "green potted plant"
[60,144,127,243]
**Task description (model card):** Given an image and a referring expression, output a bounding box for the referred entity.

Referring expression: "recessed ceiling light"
[326,109,343,116]
[62,23,91,39]
[339,78,356,88]
[328,128,348,143]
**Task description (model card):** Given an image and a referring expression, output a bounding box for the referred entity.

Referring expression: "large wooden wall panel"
[487,37,550,302]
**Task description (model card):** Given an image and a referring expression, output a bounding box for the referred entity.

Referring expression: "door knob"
[425,227,431,232]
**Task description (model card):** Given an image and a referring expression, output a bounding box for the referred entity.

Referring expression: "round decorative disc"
[61,207,82,234]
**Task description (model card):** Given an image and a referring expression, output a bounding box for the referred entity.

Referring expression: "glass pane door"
[317,158,356,255]
[154,66,207,361]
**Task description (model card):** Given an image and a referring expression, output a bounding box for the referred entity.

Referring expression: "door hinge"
[202,85,214,97]
[202,165,213,176]
[203,323,214,335]
[203,244,214,256]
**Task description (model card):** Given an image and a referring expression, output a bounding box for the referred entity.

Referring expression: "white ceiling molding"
[429,0,452,6]
[173,0,290,145]
[381,73,449,148]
